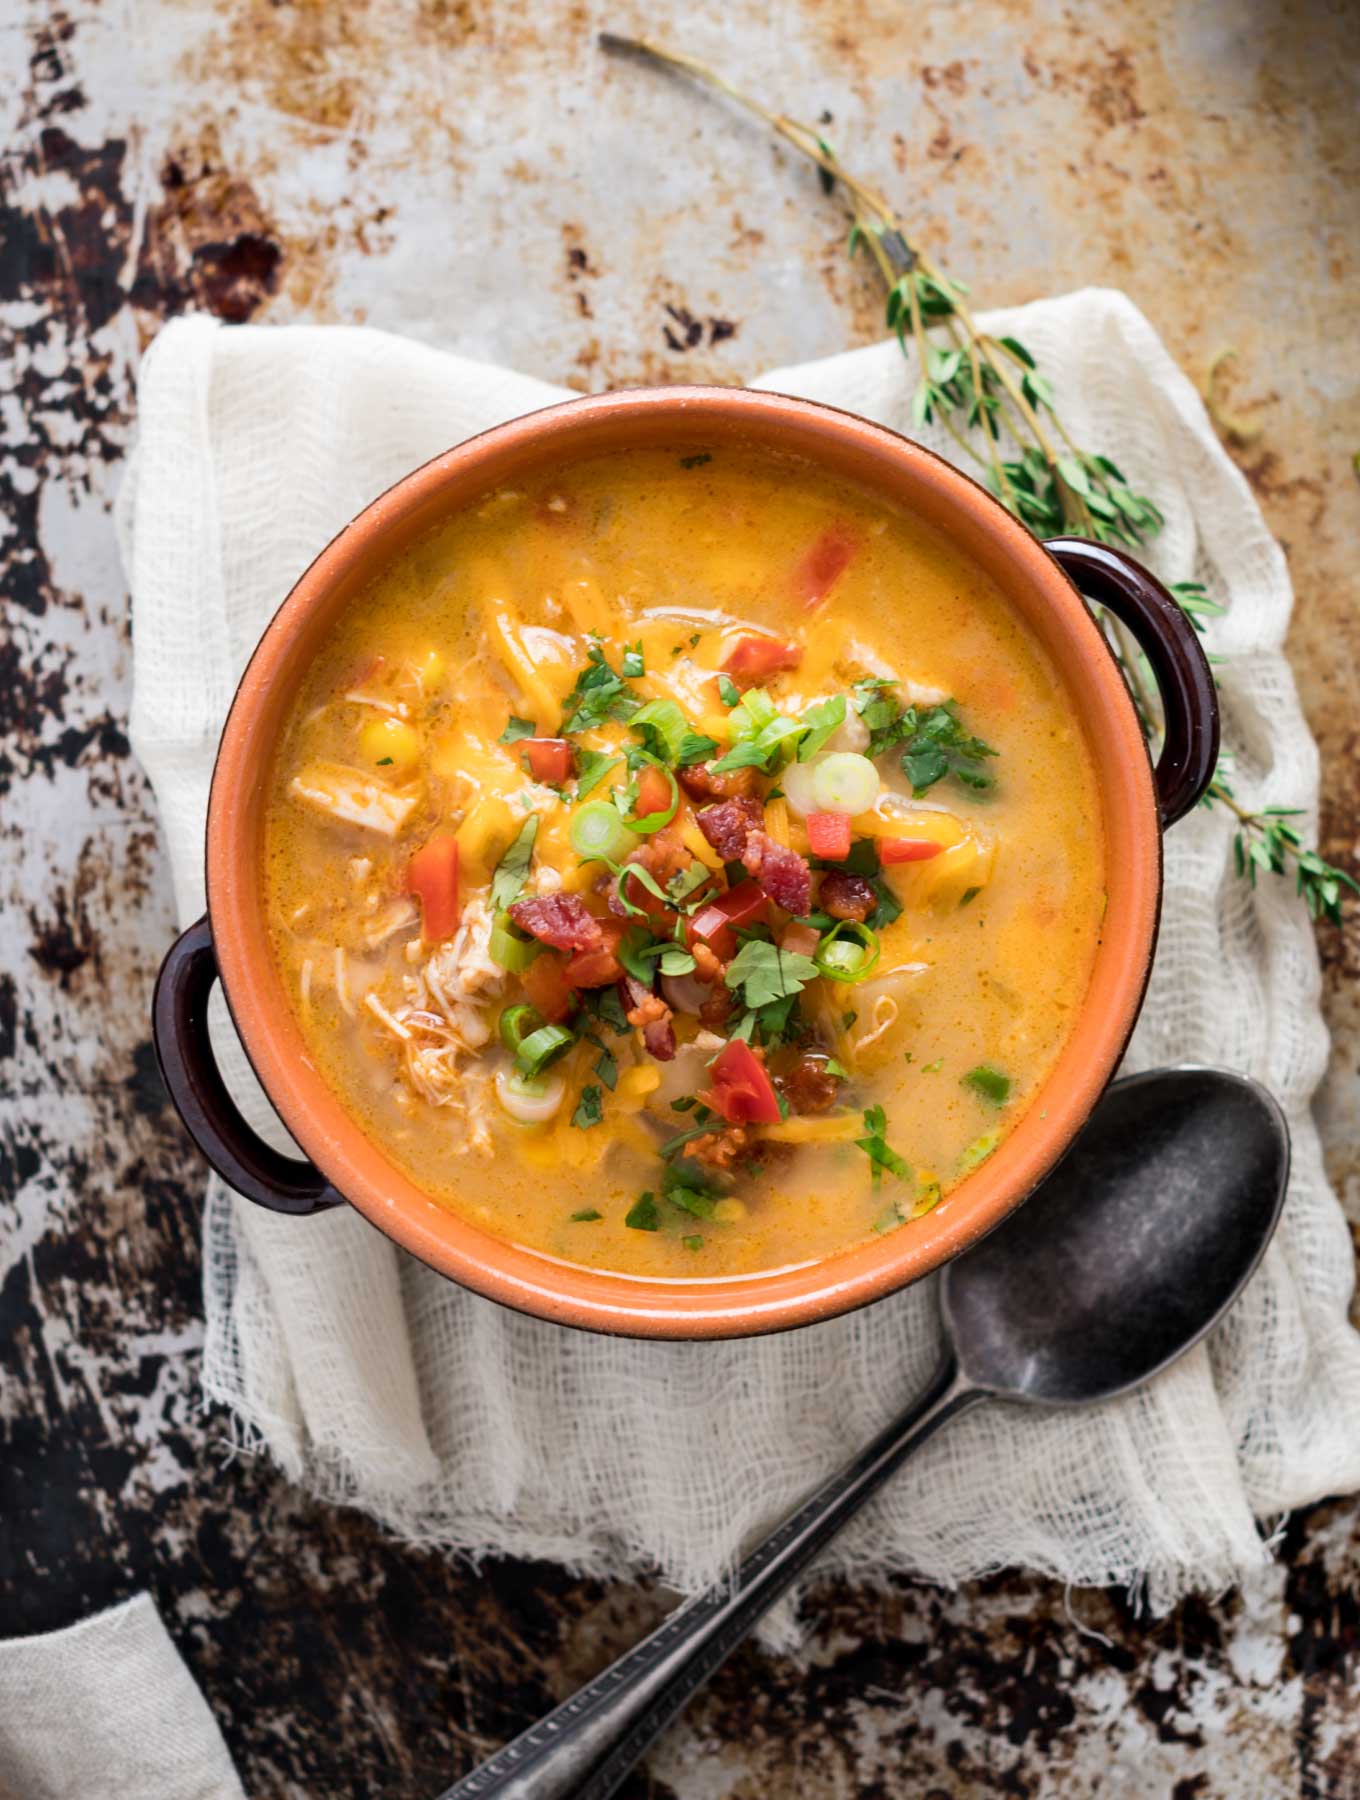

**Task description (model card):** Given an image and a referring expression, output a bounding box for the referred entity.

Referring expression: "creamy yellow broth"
[263,445,1105,1278]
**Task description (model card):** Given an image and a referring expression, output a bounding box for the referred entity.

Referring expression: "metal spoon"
[437,1066,1288,1800]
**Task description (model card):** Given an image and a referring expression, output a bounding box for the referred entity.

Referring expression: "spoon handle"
[436,1353,982,1800]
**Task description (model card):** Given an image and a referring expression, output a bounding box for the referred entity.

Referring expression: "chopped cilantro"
[489,816,538,911]
[679,451,712,468]
[593,1049,619,1091]
[575,748,622,800]
[709,686,805,774]
[617,926,662,984]
[667,1184,716,1220]
[678,730,720,766]
[855,1104,912,1186]
[582,985,631,1036]
[560,641,640,733]
[824,1058,850,1079]
[376,756,394,766]
[724,939,820,1010]
[499,715,536,745]
[921,1059,943,1074]
[963,1065,1012,1106]
[670,1095,698,1113]
[625,1192,661,1231]
[571,1084,604,1129]
[571,1208,603,1222]
[913,1179,943,1218]
[797,695,847,761]
[621,641,646,678]
[717,674,741,707]
[900,704,998,795]
[682,1234,705,1251]
[958,1131,1000,1173]
[667,864,715,910]
[657,946,697,977]
[854,686,998,795]
[960,886,981,907]
[630,698,689,763]
[841,1010,858,1032]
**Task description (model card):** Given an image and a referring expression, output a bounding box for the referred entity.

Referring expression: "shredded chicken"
[344,689,408,716]
[364,896,418,948]
[289,760,416,837]
[853,992,899,1053]
[333,947,354,1017]
[364,991,412,1040]
[425,897,503,1008]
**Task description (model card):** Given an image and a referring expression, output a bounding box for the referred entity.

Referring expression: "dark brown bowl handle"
[1044,538,1220,828]
[152,915,343,1215]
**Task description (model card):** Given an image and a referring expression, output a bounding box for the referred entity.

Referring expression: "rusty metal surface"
[2,0,1358,1795]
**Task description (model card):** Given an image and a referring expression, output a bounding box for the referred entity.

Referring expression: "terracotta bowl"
[153,387,1217,1339]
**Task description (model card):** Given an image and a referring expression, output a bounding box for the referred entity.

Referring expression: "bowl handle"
[1044,538,1220,828]
[152,915,343,1215]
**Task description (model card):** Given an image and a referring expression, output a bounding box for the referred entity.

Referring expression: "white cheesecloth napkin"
[0,1595,246,1800]
[122,292,1360,1630]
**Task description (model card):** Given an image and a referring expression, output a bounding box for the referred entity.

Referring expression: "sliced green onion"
[963,1064,1012,1106]
[811,751,880,815]
[626,754,679,835]
[514,1023,575,1077]
[571,800,637,863]
[489,912,542,972]
[498,1003,543,1055]
[814,921,881,984]
[495,1067,565,1124]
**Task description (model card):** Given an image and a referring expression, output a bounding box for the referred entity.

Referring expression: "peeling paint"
[2,0,1358,1794]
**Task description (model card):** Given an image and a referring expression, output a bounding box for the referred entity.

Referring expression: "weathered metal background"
[2,0,1358,1794]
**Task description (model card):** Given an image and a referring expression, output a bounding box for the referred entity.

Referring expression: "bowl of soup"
[152,386,1217,1337]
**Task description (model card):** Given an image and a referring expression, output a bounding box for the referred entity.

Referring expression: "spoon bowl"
[439,1066,1289,1800]
[945,1066,1290,1406]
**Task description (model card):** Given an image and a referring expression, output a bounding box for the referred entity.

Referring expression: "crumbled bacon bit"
[691,941,722,984]
[696,797,764,862]
[687,1124,753,1174]
[741,831,812,916]
[780,1051,842,1115]
[608,827,690,921]
[620,975,677,1062]
[818,872,878,923]
[508,893,603,951]
[698,982,734,1030]
[679,760,763,801]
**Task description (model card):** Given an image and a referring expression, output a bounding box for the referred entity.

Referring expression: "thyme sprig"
[600,31,1357,929]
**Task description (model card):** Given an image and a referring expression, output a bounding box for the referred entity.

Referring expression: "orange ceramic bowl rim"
[206,386,1160,1339]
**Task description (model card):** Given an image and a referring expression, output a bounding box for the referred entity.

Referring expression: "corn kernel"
[618,1065,661,1101]
[416,648,445,688]
[359,715,421,771]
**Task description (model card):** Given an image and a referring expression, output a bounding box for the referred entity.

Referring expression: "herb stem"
[602,29,1357,929]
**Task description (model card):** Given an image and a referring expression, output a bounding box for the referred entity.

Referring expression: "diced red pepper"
[700,1038,783,1126]
[407,836,460,941]
[806,811,853,861]
[722,635,804,686]
[520,952,576,1023]
[793,524,857,608]
[878,837,946,864]
[634,763,673,821]
[685,879,769,961]
[562,918,627,989]
[780,919,822,960]
[524,737,574,785]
